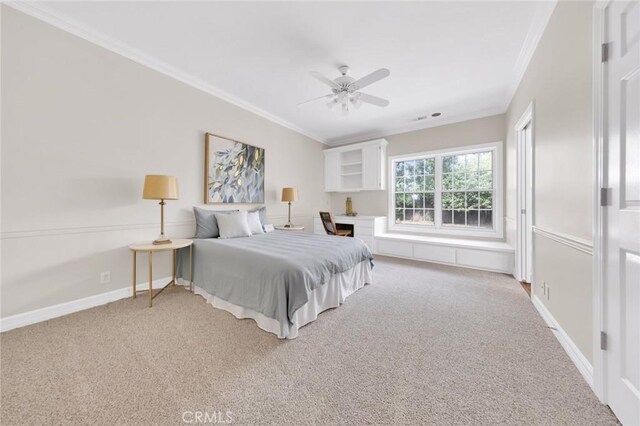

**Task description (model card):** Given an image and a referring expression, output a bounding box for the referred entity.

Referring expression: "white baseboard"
[0,276,172,332]
[532,295,594,390]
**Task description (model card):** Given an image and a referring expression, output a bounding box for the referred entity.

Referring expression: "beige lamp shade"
[281,187,298,202]
[143,175,179,200]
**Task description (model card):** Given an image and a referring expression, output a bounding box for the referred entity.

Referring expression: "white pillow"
[214,211,252,239]
[246,211,264,235]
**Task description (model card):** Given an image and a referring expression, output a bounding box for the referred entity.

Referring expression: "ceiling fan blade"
[297,93,334,106]
[359,93,390,107]
[310,71,339,89]
[351,68,390,90]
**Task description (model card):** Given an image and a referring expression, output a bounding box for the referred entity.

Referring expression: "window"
[389,142,503,238]
[394,158,436,225]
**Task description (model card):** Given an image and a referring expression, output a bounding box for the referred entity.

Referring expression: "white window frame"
[388,141,504,238]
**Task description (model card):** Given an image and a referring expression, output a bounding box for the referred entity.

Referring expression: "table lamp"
[281,187,298,228]
[143,175,179,244]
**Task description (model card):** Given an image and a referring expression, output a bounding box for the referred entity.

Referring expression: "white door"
[604,1,640,424]
[515,104,534,284]
[523,124,533,283]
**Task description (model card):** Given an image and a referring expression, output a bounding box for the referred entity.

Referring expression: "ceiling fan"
[299,65,390,114]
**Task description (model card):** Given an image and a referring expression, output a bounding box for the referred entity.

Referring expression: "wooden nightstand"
[274,225,305,232]
[129,239,193,307]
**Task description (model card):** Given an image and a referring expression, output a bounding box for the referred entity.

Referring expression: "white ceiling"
[13,1,556,145]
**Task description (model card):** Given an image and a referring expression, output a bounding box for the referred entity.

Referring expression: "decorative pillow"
[246,211,264,235]
[249,206,268,227]
[263,224,275,233]
[193,207,238,238]
[215,211,252,239]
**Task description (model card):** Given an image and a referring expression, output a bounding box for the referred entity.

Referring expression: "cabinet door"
[362,144,381,190]
[324,151,339,191]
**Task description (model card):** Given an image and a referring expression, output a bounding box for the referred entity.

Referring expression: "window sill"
[376,232,513,253]
[389,223,503,239]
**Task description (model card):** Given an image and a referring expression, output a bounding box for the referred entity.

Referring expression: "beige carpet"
[1,256,618,425]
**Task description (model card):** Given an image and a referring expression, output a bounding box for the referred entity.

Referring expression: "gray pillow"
[193,207,239,238]
[250,206,268,227]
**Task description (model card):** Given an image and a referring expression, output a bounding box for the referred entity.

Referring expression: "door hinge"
[600,187,611,206]
[602,43,609,62]
[600,331,607,350]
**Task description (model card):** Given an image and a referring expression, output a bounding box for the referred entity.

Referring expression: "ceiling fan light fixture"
[327,99,339,111]
[350,95,363,109]
[303,65,391,115]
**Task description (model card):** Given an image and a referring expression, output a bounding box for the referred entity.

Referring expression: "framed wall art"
[204,133,265,203]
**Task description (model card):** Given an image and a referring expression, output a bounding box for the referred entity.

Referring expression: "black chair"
[319,212,352,236]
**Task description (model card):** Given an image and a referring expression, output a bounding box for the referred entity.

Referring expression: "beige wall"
[0,7,329,318]
[505,0,594,361]
[329,114,506,220]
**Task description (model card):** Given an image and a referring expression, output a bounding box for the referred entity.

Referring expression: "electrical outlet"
[100,271,111,284]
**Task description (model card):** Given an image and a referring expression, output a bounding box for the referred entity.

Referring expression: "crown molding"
[327,106,505,146]
[4,1,330,145]
[6,1,555,145]
[503,0,557,110]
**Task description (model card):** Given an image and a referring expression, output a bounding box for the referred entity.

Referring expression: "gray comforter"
[177,231,373,333]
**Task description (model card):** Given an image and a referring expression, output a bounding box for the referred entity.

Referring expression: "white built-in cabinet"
[323,139,388,192]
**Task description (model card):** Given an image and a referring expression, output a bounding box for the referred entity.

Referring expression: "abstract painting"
[205,133,265,203]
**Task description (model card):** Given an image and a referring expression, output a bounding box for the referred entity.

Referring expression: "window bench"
[374,233,514,274]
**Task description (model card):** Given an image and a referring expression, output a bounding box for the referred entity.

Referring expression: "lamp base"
[152,233,172,245]
[153,239,172,245]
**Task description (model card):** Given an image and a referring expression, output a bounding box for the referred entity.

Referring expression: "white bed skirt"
[179,260,372,339]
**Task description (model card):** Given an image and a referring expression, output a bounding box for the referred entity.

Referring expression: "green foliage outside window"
[394,151,494,229]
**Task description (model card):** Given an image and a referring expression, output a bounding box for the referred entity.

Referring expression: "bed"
[176,231,373,339]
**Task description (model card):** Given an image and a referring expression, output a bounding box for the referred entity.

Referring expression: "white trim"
[0,214,312,240]
[503,1,557,110]
[323,138,389,152]
[0,4,3,319]
[329,107,505,146]
[591,0,609,404]
[0,220,195,239]
[387,141,504,239]
[532,226,593,256]
[376,233,514,253]
[514,101,535,131]
[0,276,173,332]
[515,101,535,283]
[4,1,556,148]
[532,295,594,390]
[4,1,328,145]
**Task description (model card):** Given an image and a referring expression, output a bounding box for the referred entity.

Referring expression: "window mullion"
[435,155,442,229]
